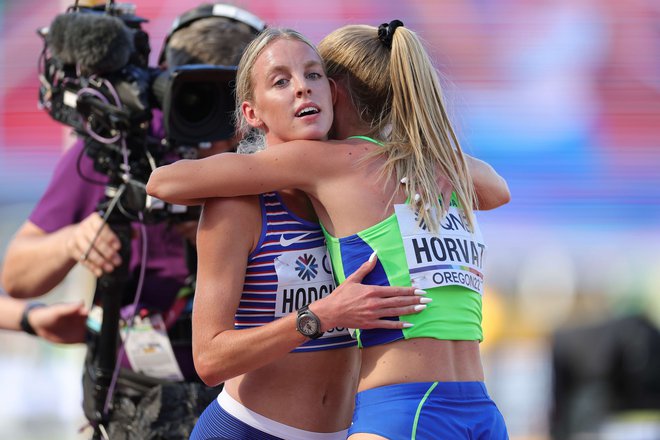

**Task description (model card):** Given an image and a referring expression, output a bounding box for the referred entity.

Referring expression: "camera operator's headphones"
[157,3,266,66]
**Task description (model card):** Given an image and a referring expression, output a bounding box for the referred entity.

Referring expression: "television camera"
[36,1,240,223]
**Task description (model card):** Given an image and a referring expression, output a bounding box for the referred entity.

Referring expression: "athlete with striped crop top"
[150,29,430,440]
[150,24,510,440]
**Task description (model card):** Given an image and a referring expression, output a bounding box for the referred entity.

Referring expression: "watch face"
[299,315,319,336]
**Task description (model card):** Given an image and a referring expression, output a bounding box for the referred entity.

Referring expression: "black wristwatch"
[296,304,323,339]
[20,302,46,336]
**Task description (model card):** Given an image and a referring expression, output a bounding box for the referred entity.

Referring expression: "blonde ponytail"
[386,26,477,231]
[319,23,477,232]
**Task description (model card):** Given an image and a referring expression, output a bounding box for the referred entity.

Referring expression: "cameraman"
[0,3,264,439]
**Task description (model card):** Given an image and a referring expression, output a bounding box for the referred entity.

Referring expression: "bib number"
[274,246,348,338]
[395,204,486,295]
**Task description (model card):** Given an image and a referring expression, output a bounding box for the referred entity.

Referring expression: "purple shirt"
[29,134,197,380]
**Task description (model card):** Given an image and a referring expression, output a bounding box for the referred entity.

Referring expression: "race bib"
[395,203,486,295]
[274,246,348,338]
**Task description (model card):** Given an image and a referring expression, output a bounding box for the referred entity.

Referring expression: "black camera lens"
[175,83,216,124]
[159,65,238,146]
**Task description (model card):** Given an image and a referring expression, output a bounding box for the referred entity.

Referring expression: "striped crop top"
[235,192,356,352]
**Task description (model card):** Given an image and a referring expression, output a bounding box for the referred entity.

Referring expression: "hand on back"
[310,254,429,332]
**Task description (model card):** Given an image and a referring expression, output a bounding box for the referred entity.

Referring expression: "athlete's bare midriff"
[224,346,360,432]
[357,338,484,392]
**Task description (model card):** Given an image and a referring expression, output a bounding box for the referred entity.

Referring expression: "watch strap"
[20,302,46,336]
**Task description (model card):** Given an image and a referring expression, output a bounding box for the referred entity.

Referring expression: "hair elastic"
[377,19,404,49]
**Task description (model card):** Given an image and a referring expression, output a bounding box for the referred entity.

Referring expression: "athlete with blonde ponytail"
[149,21,509,439]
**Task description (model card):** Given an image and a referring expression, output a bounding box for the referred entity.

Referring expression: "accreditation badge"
[120,312,184,381]
[394,203,486,295]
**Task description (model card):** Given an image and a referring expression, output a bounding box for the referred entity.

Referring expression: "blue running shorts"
[348,381,509,440]
[191,389,348,440]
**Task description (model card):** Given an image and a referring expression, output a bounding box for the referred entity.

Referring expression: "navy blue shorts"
[191,390,348,440]
[348,381,509,440]
[190,399,283,440]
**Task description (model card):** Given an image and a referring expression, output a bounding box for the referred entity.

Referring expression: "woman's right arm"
[192,195,308,385]
[193,196,427,386]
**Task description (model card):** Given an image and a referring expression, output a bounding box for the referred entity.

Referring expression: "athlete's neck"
[278,189,317,223]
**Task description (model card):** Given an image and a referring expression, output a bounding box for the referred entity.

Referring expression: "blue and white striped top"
[235,192,356,352]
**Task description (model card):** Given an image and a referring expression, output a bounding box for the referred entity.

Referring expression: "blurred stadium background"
[1,0,659,439]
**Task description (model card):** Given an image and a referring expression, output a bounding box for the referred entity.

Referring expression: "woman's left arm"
[465,155,511,210]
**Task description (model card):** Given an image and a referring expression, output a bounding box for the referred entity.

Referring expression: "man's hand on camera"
[68,213,122,277]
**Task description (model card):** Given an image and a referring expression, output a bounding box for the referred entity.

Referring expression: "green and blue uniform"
[327,136,508,439]
[323,195,484,348]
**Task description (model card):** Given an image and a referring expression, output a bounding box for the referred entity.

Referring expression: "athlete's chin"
[292,126,329,141]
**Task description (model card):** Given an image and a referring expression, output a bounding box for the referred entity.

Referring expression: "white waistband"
[217,388,348,440]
